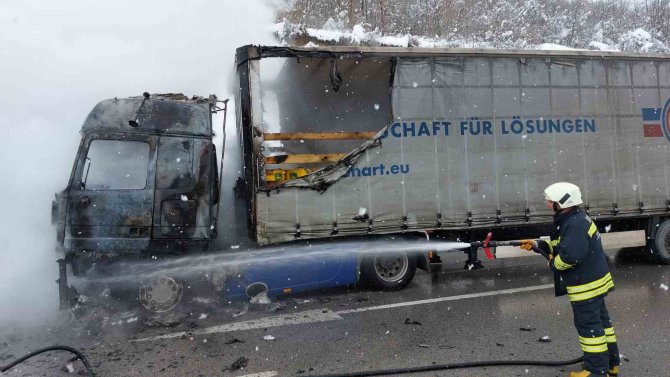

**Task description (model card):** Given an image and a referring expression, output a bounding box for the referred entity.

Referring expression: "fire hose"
[474,231,552,259]
[0,345,95,376]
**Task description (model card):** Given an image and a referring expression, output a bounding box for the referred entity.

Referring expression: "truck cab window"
[157,138,193,189]
[83,139,150,190]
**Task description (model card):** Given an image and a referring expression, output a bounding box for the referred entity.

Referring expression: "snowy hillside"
[275,0,670,52]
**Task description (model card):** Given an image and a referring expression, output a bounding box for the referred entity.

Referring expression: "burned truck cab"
[53,93,220,276]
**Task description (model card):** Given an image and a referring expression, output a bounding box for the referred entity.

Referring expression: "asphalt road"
[1,247,669,377]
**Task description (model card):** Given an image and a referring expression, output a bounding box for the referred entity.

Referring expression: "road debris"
[143,314,183,328]
[660,283,668,291]
[233,305,249,318]
[268,303,286,312]
[403,318,422,326]
[263,335,276,341]
[225,338,244,345]
[417,344,430,348]
[496,343,504,347]
[538,336,551,343]
[229,356,248,371]
[62,362,75,373]
[519,326,536,332]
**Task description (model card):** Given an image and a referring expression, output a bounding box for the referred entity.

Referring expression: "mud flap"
[57,259,79,309]
[416,252,431,273]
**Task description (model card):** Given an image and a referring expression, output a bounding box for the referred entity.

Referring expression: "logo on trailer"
[641,100,670,143]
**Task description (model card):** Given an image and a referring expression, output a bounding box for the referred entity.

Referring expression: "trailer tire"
[649,219,670,265]
[360,251,417,291]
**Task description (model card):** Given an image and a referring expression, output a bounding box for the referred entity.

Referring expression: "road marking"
[133,309,343,342]
[133,284,554,342]
[335,284,554,314]
[237,372,278,377]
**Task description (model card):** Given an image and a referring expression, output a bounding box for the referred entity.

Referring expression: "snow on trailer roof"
[240,44,670,61]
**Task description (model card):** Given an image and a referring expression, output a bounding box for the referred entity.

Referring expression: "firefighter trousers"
[571,295,621,375]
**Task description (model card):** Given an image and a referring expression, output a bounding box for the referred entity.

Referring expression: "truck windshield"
[83,139,150,190]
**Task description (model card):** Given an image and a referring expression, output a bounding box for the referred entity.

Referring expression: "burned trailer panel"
[236,45,670,246]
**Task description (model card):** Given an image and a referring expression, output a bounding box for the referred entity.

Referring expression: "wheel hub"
[374,253,409,282]
[139,277,183,312]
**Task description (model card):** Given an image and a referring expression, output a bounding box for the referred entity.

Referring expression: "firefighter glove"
[519,239,537,251]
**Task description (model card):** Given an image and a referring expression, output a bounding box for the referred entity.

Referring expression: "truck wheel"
[139,277,184,313]
[649,219,670,264]
[361,251,417,291]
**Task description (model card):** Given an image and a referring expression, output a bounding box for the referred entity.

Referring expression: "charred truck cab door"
[152,136,213,251]
[66,132,157,254]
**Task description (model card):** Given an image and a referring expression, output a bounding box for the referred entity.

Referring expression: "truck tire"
[139,276,184,313]
[649,219,670,264]
[360,251,417,291]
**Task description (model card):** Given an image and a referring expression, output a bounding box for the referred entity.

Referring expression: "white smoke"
[0,0,278,327]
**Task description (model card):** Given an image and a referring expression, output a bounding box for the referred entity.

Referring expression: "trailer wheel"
[361,251,417,291]
[649,219,670,265]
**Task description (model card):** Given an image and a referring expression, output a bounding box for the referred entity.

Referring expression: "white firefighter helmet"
[543,182,583,209]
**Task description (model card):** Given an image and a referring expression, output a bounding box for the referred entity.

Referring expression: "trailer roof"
[238,45,670,63]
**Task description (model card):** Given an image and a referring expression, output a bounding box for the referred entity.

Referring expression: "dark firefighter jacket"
[546,207,614,301]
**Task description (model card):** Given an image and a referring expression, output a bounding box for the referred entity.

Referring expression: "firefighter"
[521,182,620,377]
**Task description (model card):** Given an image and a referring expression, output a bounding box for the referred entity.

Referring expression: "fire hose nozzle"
[470,236,551,261]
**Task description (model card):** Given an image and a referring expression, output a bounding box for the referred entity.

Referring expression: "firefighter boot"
[568,371,609,377]
[579,363,618,375]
